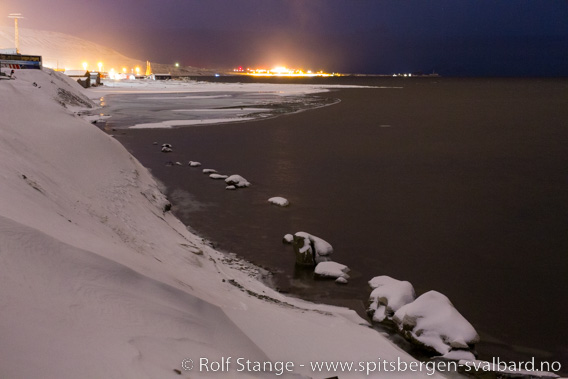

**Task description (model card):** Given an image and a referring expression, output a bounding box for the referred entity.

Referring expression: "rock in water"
[209,174,228,180]
[292,234,315,266]
[393,290,479,356]
[314,261,350,279]
[367,276,415,323]
[268,197,289,207]
[291,232,333,266]
[225,174,251,188]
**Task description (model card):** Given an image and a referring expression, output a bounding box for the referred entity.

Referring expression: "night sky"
[2,0,567,76]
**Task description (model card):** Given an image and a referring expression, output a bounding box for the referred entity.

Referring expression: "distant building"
[0,53,42,70]
[89,71,101,86]
[154,73,171,80]
[64,70,90,88]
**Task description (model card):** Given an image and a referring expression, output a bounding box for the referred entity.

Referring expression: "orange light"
[242,65,337,77]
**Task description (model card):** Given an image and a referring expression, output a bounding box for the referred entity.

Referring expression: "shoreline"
[1,69,450,378]
[94,76,568,374]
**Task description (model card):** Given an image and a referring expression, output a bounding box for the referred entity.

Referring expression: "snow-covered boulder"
[210,174,228,180]
[225,175,250,188]
[268,197,289,207]
[292,232,333,266]
[161,144,173,152]
[225,185,236,190]
[393,291,479,356]
[203,169,217,174]
[314,261,349,280]
[368,276,415,323]
[283,234,294,244]
[442,350,476,361]
[335,277,349,284]
[188,161,201,167]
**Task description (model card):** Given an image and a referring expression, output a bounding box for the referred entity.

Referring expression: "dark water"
[107,77,568,371]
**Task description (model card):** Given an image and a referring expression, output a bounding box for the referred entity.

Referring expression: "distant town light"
[242,65,337,77]
[97,62,102,72]
[82,62,88,71]
[175,62,180,68]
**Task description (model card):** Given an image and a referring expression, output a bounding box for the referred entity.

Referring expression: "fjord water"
[111,77,568,369]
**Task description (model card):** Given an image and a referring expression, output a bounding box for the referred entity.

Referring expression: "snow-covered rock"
[315,261,350,279]
[282,234,294,244]
[209,174,228,180]
[335,276,349,284]
[188,161,201,167]
[292,232,333,266]
[393,291,479,355]
[268,197,289,207]
[161,144,173,152]
[203,168,217,174]
[225,185,236,190]
[225,174,251,188]
[367,276,416,323]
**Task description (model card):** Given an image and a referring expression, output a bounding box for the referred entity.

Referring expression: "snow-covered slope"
[0,69,438,378]
[0,26,218,75]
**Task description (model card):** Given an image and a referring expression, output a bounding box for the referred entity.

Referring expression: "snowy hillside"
[0,26,144,71]
[0,69,436,378]
[0,26,215,75]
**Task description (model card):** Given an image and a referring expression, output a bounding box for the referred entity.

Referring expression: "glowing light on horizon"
[82,62,88,71]
[235,65,338,77]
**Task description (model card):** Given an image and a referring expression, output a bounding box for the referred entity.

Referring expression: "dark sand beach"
[112,77,568,369]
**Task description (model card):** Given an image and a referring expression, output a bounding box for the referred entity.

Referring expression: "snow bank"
[268,197,289,207]
[368,276,416,322]
[0,69,438,378]
[393,291,480,356]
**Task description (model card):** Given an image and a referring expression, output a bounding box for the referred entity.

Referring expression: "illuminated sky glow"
[1,0,567,76]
